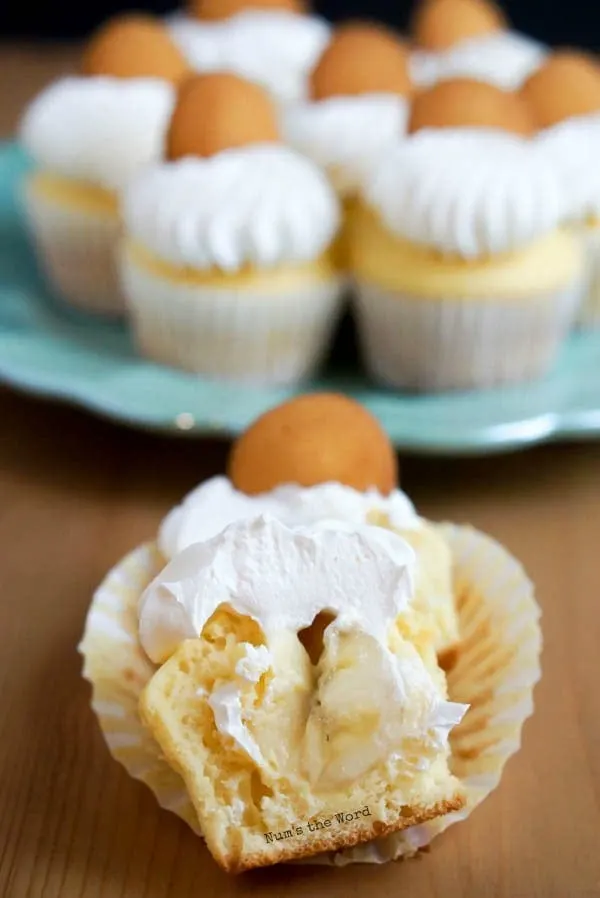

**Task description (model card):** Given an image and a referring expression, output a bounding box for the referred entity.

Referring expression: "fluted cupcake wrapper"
[121,251,344,386]
[353,281,581,392]
[575,226,600,328]
[23,180,125,317]
[79,524,541,865]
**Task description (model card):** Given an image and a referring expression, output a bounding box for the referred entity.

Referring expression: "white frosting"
[366,128,565,258]
[20,77,175,191]
[409,31,547,89]
[535,113,600,223]
[167,10,331,104]
[235,643,272,682]
[140,516,467,773]
[140,514,417,663]
[159,476,420,560]
[282,94,409,195]
[123,144,339,269]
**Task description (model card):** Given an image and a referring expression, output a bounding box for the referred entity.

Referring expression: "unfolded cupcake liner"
[23,179,125,317]
[121,250,344,386]
[575,225,600,328]
[353,280,581,392]
[79,523,541,865]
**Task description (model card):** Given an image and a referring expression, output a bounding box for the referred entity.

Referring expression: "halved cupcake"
[524,51,600,327]
[409,0,546,90]
[282,22,412,271]
[120,74,342,384]
[167,0,330,105]
[20,14,188,316]
[350,79,583,391]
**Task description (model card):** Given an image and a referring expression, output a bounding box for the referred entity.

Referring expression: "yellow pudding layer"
[27,171,118,218]
[127,241,338,292]
[331,193,360,272]
[350,204,583,299]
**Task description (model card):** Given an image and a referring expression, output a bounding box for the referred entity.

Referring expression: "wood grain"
[1,45,600,898]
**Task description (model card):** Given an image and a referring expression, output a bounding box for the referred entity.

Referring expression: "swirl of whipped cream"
[141,513,417,661]
[431,31,547,90]
[534,113,600,223]
[158,475,421,560]
[366,128,565,258]
[20,77,175,192]
[123,144,340,269]
[282,94,409,195]
[409,31,547,89]
[167,10,331,104]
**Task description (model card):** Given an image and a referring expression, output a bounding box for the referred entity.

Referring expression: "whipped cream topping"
[140,516,467,773]
[123,144,339,269]
[140,515,417,663]
[282,94,409,195]
[167,10,331,104]
[159,476,420,560]
[409,31,547,89]
[535,113,600,223]
[366,128,565,258]
[20,77,175,191]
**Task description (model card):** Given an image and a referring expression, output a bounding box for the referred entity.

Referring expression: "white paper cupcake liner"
[576,226,600,328]
[79,523,541,864]
[23,180,125,317]
[121,250,344,386]
[353,281,581,392]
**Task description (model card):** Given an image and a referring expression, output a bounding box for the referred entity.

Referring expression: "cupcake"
[409,0,546,90]
[20,14,188,316]
[120,74,342,383]
[79,392,542,868]
[349,79,583,392]
[167,0,331,105]
[524,51,600,327]
[282,22,412,270]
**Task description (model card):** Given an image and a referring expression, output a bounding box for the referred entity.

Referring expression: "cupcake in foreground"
[524,51,600,327]
[282,22,412,270]
[20,14,188,316]
[167,0,330,105]
[120,74,342,383]
[79,391,542,870]
[140,516,467,871]
[350,79,583,392]
[409,0,546,90]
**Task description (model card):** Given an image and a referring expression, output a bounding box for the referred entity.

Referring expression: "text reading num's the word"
[263,806,372,843]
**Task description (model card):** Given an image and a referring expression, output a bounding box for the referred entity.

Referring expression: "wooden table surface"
[1,44,600,898]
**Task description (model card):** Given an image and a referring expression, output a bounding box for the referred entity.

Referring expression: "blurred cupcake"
[282,22,412,270]
[349,79,582,392]
[409,0,546,90]
[20,14,187,316]
[524,51,600,327]
[120,74,342,384]
[167,0,330,105]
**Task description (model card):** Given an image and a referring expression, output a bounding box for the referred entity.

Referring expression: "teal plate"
[2,140,600,454]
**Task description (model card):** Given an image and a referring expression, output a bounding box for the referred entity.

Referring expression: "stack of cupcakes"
[18,0,600,392]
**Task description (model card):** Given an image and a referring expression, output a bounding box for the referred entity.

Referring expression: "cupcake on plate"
[120,74,342,383]
[409,0,546,90]
[19,14,188,316]
[79,391,542,868]
[167,0,330,105]
[349,79,583,392]
[524,51,600,328]
[282,22,412,271]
